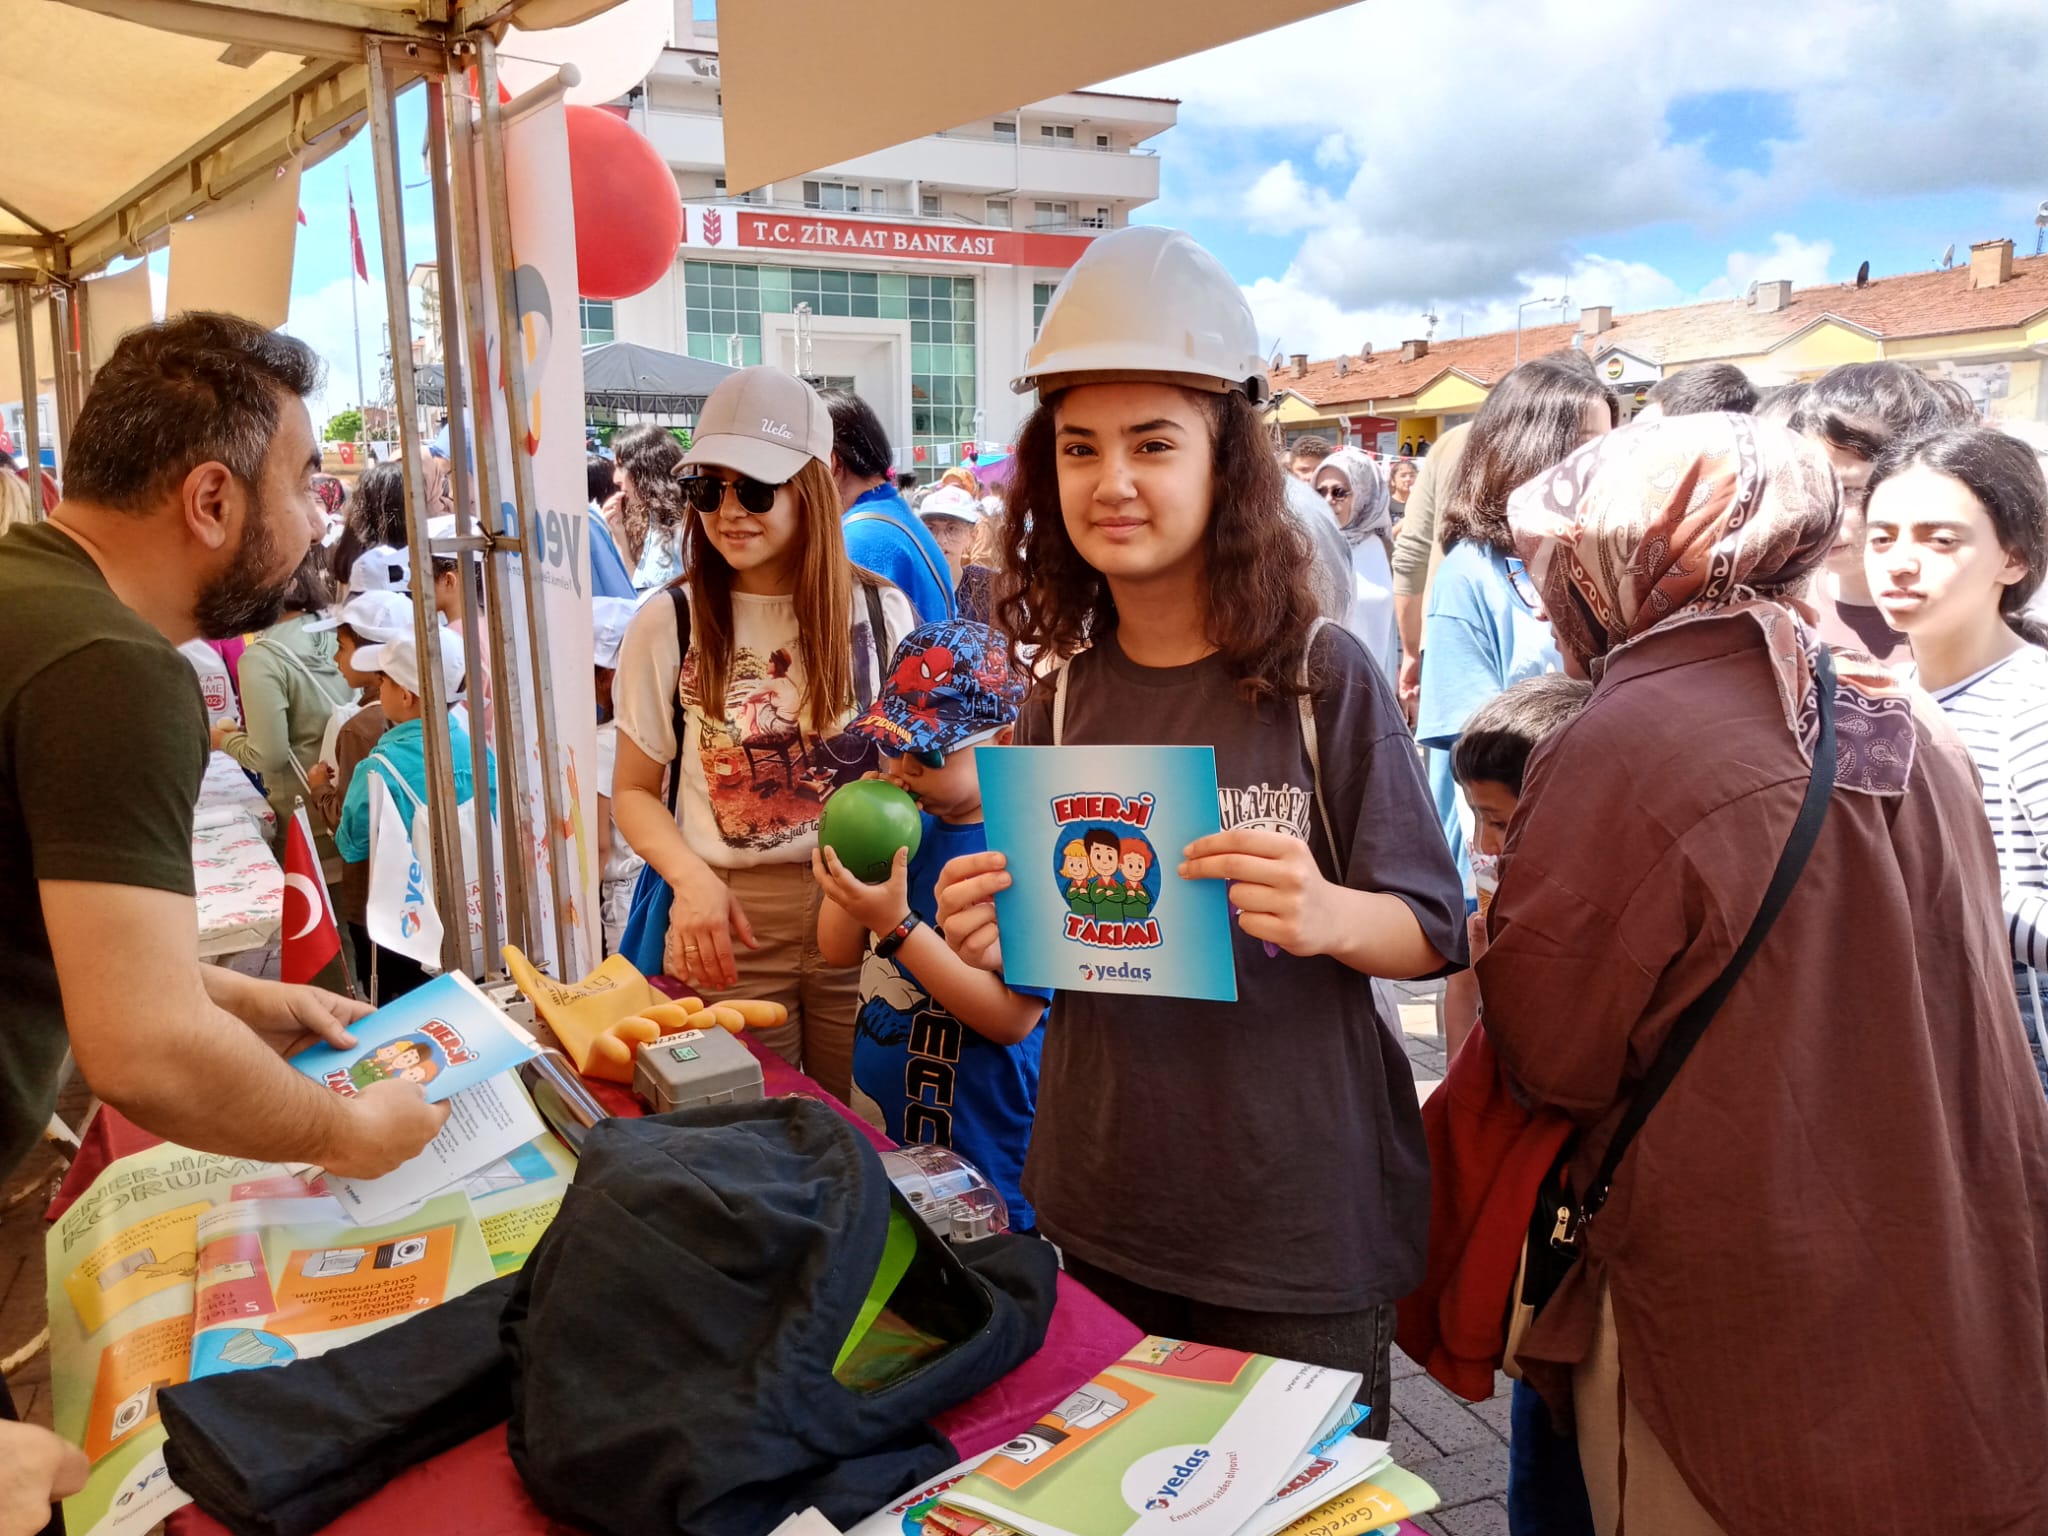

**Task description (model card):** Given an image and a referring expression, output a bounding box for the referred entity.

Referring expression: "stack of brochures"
[849,1336,1442,1536]
[288,971,547,1223]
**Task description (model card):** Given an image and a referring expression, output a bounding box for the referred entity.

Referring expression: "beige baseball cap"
[681,366,832,485]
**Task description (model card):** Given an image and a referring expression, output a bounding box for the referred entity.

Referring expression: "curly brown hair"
[993,387,1319,705]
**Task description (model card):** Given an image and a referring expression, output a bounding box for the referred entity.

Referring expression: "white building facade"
[601,26,1176,470]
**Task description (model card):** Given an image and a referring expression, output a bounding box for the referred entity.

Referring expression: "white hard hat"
[1013,225,1270,404]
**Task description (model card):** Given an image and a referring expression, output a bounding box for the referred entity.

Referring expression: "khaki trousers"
[686,860,860,1104]
[1575,1283,1729,1536]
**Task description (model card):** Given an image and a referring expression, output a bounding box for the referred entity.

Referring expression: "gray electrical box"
[633,1027,765,1115]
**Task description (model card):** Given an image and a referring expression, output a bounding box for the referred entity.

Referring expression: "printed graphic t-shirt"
[852,812,1048,1227]
[1017,625,1466,1312]
[613,583,917,868]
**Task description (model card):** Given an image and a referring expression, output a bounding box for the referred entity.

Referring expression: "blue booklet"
[976,745,1238,1002]
[290,971,538,1105]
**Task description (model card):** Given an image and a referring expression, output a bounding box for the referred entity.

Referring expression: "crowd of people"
[4,214,2048,1536]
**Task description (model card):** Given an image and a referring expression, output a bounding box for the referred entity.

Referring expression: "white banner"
[470,94,601,978]
[364,772,443,971]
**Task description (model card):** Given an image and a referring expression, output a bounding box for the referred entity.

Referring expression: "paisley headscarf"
[1506,412,1917,795]
[1313,448,1393,552]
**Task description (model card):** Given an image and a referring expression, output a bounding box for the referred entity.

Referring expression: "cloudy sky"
[284,0,2047,420]
[1101,0,2048,358]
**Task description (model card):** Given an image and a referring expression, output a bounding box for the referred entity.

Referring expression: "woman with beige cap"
[610,366,916,1099]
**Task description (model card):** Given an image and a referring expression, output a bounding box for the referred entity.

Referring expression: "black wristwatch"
[875,912,923,959]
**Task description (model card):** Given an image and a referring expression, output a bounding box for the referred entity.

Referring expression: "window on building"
[993,119,1017,140]
[986,198,1011,228]
[715,178,764,205]
[1032,281,1058,338]
[920,191,941,218]
[1039,123,1075,143]
[1033,201,1070,228]
[802,179,861,212]
[579,297,615,347]
[681,261,978,467]
[1095,133,1112,151]
[869,186,888,211]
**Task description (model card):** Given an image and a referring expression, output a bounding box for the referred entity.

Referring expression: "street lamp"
[1516,295,1568,364]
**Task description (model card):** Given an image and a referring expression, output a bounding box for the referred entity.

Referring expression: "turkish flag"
[282,806,345,989]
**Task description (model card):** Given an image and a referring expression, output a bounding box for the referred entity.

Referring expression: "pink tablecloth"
[50,1014,1142,1536]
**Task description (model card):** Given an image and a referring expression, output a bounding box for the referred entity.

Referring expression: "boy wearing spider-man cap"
[812,620,1046,1229]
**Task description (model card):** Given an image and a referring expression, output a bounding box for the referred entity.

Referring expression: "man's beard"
[193,495,295,639]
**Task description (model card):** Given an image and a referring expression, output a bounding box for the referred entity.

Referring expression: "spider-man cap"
[850,619,1028,758]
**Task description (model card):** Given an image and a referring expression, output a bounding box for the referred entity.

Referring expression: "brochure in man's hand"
[289,971,538,1104]
[289,972,546,1224]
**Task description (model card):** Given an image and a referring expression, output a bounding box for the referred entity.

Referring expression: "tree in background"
[323,407,364,442]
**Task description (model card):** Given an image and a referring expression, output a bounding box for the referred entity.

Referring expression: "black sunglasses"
[1316,483,1352,501]
[677,473,780,515]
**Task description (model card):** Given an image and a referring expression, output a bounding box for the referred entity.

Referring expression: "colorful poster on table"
[467,88,600,977]
[976,745,1237,1001]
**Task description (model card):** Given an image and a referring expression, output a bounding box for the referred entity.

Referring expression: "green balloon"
[819,779,923,884]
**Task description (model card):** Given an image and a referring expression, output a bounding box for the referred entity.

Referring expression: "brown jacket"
[1480,616,2048,1534]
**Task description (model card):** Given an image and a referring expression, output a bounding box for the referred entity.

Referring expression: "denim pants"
[1508,1379,1596,1536]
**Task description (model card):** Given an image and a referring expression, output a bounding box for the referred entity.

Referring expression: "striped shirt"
[1932,644,2048,1087]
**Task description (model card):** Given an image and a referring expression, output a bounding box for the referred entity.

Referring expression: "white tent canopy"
[0,0,617,283]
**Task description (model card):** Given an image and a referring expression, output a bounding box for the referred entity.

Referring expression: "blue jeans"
[1508,1379,1595,1536]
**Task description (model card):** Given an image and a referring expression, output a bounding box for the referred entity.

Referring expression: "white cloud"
[1243,161,1335,235]
[1311,132,1351,172]
[1099,0,2047,322]
[1699,234,1835,300]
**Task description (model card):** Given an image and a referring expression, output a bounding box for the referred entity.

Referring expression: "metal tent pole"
[474,34,579,977]
[446,50,542,961]
[367,39,466,971]
[423,69,505,975]
[10,285,41,499]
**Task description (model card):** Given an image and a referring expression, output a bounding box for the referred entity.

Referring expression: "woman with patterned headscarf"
[1312,448,1398,682]
[1476,413,2048,1536]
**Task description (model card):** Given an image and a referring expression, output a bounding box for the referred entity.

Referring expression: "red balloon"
[565,104,682,301]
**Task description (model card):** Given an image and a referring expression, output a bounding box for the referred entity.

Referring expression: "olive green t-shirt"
[0,523,206,1182]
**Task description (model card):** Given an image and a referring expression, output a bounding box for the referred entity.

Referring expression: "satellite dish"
[1856,260,1870,287]
[1939,244,1955,269]
[1745,281,1758,301]
[2035,201,2048,227]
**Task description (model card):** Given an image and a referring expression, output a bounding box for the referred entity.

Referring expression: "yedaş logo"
[1124,1444,1235,1521]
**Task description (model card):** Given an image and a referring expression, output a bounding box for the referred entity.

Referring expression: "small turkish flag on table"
[282,805,346,991]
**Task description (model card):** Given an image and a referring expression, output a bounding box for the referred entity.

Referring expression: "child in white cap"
[334,630,495,998]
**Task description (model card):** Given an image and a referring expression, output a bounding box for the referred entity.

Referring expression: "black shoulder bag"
[1520,647,1838,1316]
[662,584,691,815]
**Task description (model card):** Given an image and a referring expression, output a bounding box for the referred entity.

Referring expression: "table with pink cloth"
[53,1031,1145,1536]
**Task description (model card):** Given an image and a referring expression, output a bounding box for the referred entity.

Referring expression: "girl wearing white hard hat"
[932,225,1464,1434]
[610,366,916,1102]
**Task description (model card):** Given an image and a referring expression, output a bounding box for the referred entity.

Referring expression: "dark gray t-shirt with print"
[1015,625,1465,1313]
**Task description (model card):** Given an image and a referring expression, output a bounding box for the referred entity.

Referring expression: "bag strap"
[366,752,428,817]
[1296,617,1343,883]
[859,580,889,712]
[846,509,955,620]
[1577,646,1838,1225]
[664,584,692,817]
[252,635,350,712]
[1050,658,1072,746]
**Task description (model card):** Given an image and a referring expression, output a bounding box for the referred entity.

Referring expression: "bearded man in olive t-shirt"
[0,315,450,1514]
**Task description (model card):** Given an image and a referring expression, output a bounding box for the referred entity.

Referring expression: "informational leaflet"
[288,970,537,1104]
[936,1337,1360,1536]
[977,747,1238,1002]
[45,1144,500,1536]
[316,1070,545,1225]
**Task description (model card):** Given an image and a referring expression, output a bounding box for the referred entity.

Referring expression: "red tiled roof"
[1284,252,2048,409]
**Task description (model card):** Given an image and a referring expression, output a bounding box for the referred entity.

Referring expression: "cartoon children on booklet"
[346,1034,446,1091]
[1056,827,1160,922]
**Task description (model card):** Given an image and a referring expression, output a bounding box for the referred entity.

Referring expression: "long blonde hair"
[682,457,877,732]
